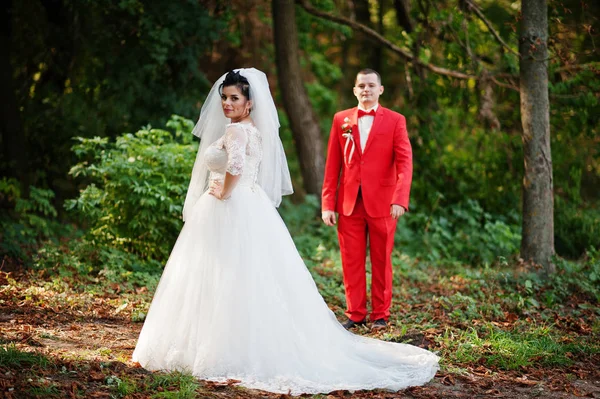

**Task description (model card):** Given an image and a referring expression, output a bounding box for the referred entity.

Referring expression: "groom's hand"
[391,204,406,219]
[322,210,337,226]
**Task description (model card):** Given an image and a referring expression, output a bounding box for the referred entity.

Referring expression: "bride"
[132,68,439,395]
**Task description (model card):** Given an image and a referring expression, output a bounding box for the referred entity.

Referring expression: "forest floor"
[1,259,599,399]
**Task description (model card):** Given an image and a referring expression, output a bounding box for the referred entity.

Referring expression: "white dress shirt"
[357,104,378,151]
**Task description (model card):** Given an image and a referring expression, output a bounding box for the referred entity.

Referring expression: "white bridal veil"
[182,68,293,221]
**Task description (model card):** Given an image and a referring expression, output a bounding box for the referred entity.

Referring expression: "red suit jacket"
[322,106,413,218]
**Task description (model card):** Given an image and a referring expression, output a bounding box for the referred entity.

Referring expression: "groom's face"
[353,73,384,108]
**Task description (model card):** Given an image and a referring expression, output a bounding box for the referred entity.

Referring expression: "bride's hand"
[209,181,230,201]
[209,181,223,198]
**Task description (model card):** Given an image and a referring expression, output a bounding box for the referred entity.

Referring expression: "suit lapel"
[351,108,362,156]
[362,106,384,155]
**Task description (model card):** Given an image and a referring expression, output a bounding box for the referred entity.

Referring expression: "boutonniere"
[341,117,352,135]
[341,117,355,166]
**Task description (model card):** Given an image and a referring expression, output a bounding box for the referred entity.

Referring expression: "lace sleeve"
[223,124,248,176]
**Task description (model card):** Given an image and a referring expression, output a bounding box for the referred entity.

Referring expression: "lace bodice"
[205,123,262,188]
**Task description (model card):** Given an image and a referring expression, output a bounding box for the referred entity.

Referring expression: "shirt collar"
[357,103,379,112]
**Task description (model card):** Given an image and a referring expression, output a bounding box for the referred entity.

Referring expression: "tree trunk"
[0,0,29,196]
[394,0,413,33]
[351,0,378,88]
[373,0,385,73]
[519,0,555,273]
[272,0,324,196]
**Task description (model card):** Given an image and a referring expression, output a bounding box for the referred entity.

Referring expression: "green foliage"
[279,194,338,259]
[547,248,600,303]
[405,99,523,214]
[279,192,521,269]
[397,199,521,264]
[32,116,195,284]
[383,2,599,260]
[34,238,161,289]
[7,0,230,191]
[498,250,600,311]
[65,116,196,262]
[554,197,600,258]
[295,0,347,137]
[0,178,72,263]
[547,67,600,258]
[438,292,502,322]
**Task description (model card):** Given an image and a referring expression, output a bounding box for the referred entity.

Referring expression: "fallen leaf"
[441,374,455,385]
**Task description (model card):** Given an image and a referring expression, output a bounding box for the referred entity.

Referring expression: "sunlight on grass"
[60,350,93,362]
[438,322,600,370]
[97,347,112,356]
[115,352,132,363]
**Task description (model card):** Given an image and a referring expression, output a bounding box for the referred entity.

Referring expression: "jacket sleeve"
[391,115,413,210]
[321,114,342,212]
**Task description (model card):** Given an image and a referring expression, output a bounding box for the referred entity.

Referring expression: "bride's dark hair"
[219,70,250,99]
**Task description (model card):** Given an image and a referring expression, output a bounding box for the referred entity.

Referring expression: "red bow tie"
[357,109,376,118]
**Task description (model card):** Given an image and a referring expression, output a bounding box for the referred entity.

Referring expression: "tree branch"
[490,75,519,92]
[296,0,476,80]
[554,62,600,73]
[464,0,520,57]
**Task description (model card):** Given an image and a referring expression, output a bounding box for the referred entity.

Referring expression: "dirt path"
[1,270,599,398]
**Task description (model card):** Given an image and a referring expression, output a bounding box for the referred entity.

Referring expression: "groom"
[321,69,413,331]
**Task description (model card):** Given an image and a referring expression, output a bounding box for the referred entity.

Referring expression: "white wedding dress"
[132,122,439,395]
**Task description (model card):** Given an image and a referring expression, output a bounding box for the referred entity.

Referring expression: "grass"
[438,322,599,370]
[106,375,138,397]
[150,371,201,392]
[152,381,200,399]
[0,344,51,368]
[27,384,61,396]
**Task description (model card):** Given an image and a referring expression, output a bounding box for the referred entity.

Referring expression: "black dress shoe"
[342,318,366,330]
[370,319,387,331]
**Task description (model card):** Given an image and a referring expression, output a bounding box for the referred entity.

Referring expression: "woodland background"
[0,0,599,398]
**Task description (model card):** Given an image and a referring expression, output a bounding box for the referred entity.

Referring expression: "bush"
[554,197,600,259]
[507,246,600,307]
[548,247,600,303]
[396,198,521,265]
[279,194,521,267]
[65,115,196,262]
[279,194,338,261]
[0,178,71,263]
[34,238,161,289]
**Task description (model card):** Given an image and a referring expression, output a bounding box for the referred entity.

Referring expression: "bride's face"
[221,85,251,121]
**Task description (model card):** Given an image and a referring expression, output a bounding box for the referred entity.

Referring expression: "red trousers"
[337,193,397,322]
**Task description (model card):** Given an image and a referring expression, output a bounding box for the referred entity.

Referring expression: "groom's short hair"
[356,69,381,84]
